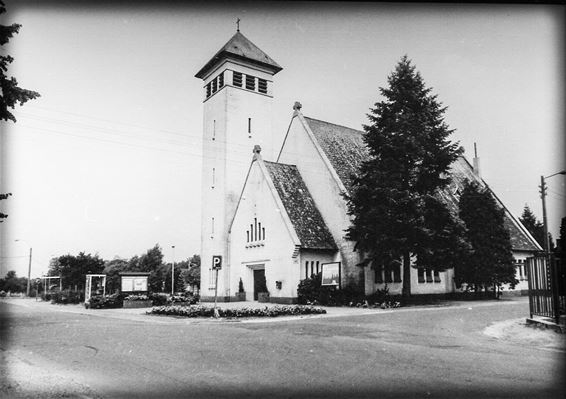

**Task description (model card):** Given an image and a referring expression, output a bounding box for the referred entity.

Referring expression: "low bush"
[148,304,326,318]
[298,276,401,308]
[50,290,83,304]
[298,274,365,306]
[87,293,123,309]
[149,292,199,306]
[124,294,149,301]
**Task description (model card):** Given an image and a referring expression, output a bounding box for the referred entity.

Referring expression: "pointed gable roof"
[195,31,282,79]
[299,116,541,252]
[264,161,337,250]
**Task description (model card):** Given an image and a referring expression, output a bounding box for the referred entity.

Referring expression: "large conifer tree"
[457,181,517,291]
[346,56,465,298]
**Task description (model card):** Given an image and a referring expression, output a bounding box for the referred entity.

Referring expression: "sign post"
[212,255,222,318]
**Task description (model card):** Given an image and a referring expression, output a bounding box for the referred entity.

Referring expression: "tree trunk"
[402,252,411,299]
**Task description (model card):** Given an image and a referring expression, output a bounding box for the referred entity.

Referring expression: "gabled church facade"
[197,31,541,303]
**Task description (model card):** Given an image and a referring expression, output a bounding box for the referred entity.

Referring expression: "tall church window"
[248,118,252,134]
[233,71,242,87]
[258,78,267,94]
[245,74,255,90]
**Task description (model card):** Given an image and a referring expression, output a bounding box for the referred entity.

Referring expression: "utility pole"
[15,239,32,297]
[171,245,175,296]
[27,247,32,296]
[539,170,566,324]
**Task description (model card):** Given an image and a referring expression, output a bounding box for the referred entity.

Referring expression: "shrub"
[148,304,326,318]
[0,290,6,297]
[149,292,199,306]
[87,293,123,309]
[50,290,83,304]
[298,274,365,306]
[124,294,149,301]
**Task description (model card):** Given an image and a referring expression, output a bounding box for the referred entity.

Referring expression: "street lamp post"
[15,239,32,297]
[171,245,175,296]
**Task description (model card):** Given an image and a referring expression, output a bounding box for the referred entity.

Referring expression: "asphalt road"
[0,297,564,399]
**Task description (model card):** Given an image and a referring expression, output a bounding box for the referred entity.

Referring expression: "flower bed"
[148,305,326,318]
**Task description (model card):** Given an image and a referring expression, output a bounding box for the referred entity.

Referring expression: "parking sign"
[212,255,222,270]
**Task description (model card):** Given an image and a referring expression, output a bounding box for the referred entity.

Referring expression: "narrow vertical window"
[393,263,402,283]
[248,118,252,134]
[262,227,265,241]
[218,72,224,88]
[212,78,217,94]
[254,218,257,241]
[247,231,250,243]
[245,74,255,90]
[433,270,441,283]
[212,120,216,141]
[250,224,254,241]
[258,78,267,94]
[385,263,393,283]
[426,269,433,283]
[418,268,425,283]
[258,222,262,240]
[206,83,211,98]
[233,71,242,87]
[375,265,384,284]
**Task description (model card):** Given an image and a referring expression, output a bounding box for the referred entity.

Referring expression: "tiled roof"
[195,31,282,79]
[305,117,368,192]
[264,161,337,250]
[302,116,540,252]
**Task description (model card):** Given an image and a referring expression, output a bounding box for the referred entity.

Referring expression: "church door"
[253,269,266,300]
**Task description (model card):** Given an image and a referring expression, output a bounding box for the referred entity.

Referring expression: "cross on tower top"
[236,18,240,32]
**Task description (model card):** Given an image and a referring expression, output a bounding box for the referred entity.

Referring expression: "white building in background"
[196,30,541,303]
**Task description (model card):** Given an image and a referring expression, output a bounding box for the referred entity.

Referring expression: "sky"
[1,2,564,279]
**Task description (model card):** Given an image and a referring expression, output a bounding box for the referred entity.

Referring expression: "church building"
[196,30,541,303]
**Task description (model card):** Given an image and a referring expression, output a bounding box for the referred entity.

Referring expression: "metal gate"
[526,255,563,323]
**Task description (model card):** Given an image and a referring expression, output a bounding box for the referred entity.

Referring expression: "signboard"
[321,262,341,287]
[121,276,148,292]
[212,255,223,270]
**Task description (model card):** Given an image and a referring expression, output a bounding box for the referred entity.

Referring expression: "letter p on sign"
[212,255,222,270]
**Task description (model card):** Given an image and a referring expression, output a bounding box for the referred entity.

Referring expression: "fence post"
[550,255,560,324]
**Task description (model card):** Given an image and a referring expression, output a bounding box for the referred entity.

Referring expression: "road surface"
[0,297,564,398]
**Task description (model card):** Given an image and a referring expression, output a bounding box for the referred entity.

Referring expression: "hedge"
[148,304,326,318]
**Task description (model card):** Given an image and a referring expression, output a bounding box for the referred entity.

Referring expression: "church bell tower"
[195,29,282,301]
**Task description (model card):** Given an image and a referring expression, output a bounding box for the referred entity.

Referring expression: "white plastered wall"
[229,161,300,300]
